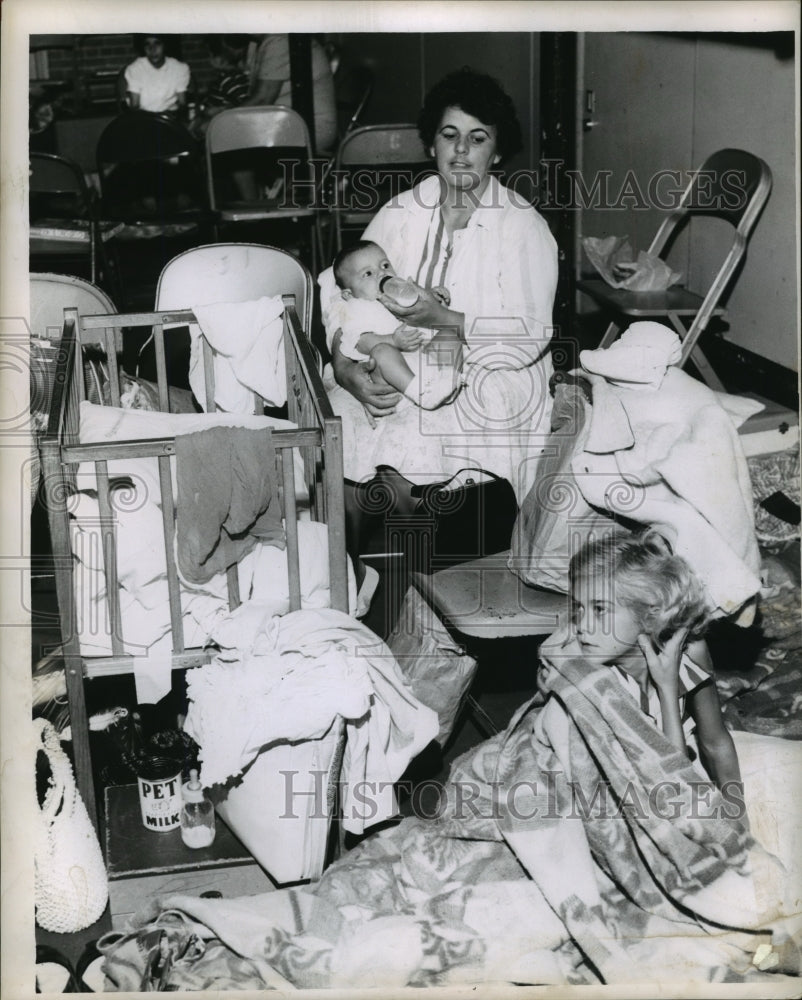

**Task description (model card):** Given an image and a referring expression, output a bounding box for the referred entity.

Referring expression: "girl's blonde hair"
[568,530,711,646]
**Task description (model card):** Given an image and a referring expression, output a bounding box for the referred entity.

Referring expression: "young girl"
[552,529,743,792]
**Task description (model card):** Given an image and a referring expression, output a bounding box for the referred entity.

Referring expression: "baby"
[331,241,460,410]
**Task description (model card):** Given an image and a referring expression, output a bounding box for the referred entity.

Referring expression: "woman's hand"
[378,281,463,332]
[331,330,401,416]
[638,629,688,694]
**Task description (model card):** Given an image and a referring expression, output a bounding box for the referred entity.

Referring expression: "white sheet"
[188,295,287,413]
[183,608,440,835]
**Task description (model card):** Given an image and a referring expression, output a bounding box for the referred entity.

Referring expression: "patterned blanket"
[719,576,802,739]
[101,658,796,991]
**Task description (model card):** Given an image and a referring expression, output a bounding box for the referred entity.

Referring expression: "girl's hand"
[638,629,688,693]
[391,325,424,351]
[378,282,455,329]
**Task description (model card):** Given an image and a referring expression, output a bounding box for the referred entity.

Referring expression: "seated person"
[330,240,461,411]
[105,531,798,991]
[205,34,253,110]
[124,34,191,114]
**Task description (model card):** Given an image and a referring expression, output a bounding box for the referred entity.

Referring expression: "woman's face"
[431,106,501,195]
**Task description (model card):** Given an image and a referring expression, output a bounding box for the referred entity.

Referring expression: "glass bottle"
[379,274,419,308]
[180,768,215,848]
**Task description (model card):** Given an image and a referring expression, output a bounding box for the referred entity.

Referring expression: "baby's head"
[568,530,710,661]
[333,241,395,301]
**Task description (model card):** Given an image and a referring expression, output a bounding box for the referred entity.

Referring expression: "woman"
[321,68,559,505]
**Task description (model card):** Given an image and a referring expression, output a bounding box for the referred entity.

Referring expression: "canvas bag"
[33,718,108,932]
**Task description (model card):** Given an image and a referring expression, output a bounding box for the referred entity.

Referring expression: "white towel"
[189,296,286,413]
[574,367,762,621]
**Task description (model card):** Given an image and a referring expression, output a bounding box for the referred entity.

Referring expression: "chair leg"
[598,319,623,349]
[464,694,499,738]
[667,311,725,391]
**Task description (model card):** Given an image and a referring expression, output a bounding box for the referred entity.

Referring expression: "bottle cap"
[182,768,204,803]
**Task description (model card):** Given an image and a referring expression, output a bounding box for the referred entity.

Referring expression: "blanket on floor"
[101,658,796,992]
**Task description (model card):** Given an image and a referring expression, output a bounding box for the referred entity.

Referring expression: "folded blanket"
[574,366,762,620]
[176,426,284,585]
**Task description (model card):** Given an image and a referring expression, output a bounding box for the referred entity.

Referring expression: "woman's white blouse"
[319,175,560,497]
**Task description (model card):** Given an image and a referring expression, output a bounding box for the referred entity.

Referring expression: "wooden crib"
[39,296,347,836]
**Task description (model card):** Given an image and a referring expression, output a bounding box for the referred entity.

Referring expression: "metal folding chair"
[577,148,772,391]
[205,106,323,274]
[96,110,210,229]
[330,123,432,252]
[30,152,105,285]
[155,242,314,337]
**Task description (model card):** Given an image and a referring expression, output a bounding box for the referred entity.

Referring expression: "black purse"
[355,464,518,572]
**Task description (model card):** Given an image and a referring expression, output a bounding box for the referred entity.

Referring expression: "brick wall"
[34,34,217,98]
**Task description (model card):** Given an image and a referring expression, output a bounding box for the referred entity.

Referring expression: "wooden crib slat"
[82,309,195,328]
[153,323,171,413]
[282,448,302,612]
[95,461,124,656]
[103,324,122,408]
[226,565,241,610]
[202,338,215,413]
[323,418,349,613]
[157,454,185,652]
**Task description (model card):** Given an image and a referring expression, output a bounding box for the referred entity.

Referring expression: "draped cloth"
[104,657,798,991]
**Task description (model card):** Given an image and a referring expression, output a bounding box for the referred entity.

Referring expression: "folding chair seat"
[577,148,772,392]
[410,554,566,736]
[331,123,433,252]
[205,106,323,274]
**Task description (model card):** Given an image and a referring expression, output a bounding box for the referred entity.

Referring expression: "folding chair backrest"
[336,123,429,166]
[96,110,198,168]
[649,149,772,367]
[30,152,89,197]
[649,148,772,258]
[206,105,313,155]
[30,273,116,342]
[155,243,313,336]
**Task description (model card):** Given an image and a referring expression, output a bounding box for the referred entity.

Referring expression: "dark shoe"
[35,944,77,993]
[75,940,105,993]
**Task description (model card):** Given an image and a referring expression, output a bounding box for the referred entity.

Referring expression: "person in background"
[205,35,253,111]
[245,34,337,156]
[124,34,191,115]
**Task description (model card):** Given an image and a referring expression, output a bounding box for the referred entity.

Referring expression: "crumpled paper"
[583,235,682,292]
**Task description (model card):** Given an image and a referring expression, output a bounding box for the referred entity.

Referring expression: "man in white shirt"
[124,35,191,114]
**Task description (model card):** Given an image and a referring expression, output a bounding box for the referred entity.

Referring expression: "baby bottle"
[180,769,215,849]
[379,274,419,308]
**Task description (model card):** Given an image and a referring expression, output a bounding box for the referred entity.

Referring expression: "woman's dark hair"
[417,67,523,162]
